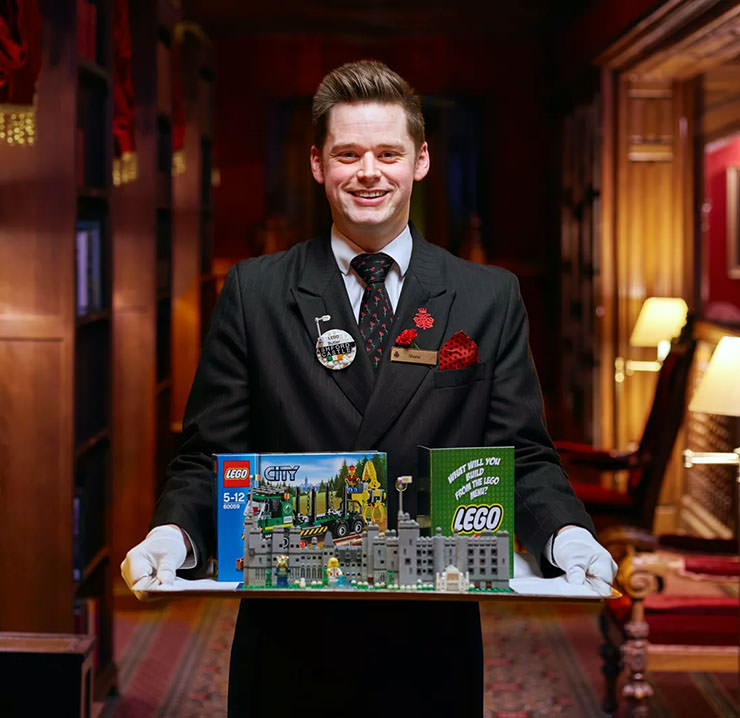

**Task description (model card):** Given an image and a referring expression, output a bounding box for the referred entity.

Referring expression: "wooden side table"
[0,633,96,718]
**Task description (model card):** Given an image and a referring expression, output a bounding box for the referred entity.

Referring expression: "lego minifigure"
[326,556,343,586]
[275,554,289,587]
[345,464,358,490]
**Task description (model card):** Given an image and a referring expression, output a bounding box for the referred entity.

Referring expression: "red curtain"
[0,0,42,104]
[112,0,135,156]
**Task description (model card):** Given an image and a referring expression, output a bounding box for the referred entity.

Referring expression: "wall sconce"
[684,336,740,478]
[615,297,688,383]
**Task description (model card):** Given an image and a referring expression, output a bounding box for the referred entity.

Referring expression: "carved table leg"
[613,547,663,718]
[621,618,653,718]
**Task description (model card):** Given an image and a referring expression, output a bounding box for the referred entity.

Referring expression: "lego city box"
[417,446,515,575]
[256,451,388,542]
[214,453,260,581]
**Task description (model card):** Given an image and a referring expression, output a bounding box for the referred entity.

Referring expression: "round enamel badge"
[316,328,356,370]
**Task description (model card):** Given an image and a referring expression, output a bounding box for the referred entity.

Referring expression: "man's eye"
[380,152,398,160]
[339,152,358,160]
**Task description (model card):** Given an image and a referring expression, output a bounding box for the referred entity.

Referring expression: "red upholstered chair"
[556,323,738,717]
[599,529,739,718]
[556,327,697,532]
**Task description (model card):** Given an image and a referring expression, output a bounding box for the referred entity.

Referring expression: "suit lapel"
[355,228,455,449]
[292,238,374,415]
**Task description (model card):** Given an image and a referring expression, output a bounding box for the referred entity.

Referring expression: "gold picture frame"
[725,166,740,278]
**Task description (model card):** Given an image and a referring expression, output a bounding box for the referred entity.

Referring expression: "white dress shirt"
[330,224,412,321]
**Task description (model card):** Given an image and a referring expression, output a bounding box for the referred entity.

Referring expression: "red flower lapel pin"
[395,329,418,348]
[413,308,435,330]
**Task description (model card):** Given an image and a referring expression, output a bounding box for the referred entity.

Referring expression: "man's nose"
[357,152,380,180]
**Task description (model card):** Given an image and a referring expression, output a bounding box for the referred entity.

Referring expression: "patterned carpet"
[105,597,234,717]
[103,596,738,717]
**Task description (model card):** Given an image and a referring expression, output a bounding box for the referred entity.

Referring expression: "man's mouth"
[350,190,389,198]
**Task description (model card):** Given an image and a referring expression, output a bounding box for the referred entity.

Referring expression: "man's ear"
[414,141,430,182]
[310,145,324,184]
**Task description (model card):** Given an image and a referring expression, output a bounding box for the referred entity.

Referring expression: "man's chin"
[337,219,407,251]
[346,209,403,231]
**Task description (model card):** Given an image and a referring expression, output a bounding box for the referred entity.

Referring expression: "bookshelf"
[74,0,115,698]
[108,1,158,570]
[0,0,116,701]
[0,6,212,697]
[107,0,193,594]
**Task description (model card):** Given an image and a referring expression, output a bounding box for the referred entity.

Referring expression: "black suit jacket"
[152,225,593,717]
[154,224,592,566]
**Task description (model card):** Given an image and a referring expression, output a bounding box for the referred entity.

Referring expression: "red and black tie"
[350,252,395,367]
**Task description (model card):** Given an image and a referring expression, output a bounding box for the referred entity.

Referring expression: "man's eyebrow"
[328,142,406,153]
[328,143,360,153]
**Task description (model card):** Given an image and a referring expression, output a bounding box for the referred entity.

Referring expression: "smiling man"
[122,60,616,717]
[310,100,429,249]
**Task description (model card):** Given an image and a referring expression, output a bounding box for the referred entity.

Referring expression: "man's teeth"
[354,191,386,197]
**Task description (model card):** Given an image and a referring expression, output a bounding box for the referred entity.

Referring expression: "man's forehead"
[324,101,411,143]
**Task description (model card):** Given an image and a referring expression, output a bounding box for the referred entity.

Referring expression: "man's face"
[310,102,429,250]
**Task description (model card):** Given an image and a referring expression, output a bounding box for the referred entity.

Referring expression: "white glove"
[552,526,617,596]
[121,525,187,599]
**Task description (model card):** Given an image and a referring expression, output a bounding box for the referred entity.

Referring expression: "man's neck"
[333,222,408,254]
[331,225,412,280]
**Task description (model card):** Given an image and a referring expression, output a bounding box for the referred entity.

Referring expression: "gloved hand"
[120,525,188,599]
[552,526,618,596]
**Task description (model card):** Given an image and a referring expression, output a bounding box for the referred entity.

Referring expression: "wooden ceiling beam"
[597,0,740,79]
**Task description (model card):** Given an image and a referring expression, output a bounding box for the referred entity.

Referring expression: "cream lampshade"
[684,336,740,538]
[629,297,689,360]
[615,297,689,382]
[688,336,740,417]
[683,336,740,548]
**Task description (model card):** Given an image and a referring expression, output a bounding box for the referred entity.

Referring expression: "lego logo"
[451,504,503,534]
[224,460,251,488]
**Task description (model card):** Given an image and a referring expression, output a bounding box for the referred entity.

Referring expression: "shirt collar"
[331,224,412,278]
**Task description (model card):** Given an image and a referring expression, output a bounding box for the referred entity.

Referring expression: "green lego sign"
[417,446,514,574]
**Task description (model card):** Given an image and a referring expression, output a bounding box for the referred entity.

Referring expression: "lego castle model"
[238,477,510,592]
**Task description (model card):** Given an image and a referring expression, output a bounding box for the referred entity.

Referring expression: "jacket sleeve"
[483,272,594,574]
[151,263,251,577]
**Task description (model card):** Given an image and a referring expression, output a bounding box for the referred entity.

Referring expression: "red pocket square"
[439,331,479,370]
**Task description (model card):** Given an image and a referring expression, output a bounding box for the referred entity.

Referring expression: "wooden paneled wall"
[615,78,689,441]
[595,0,740,531]
[612,78,694,528]
[111,1,160,564]
[0,3,77,632]
[702,58,740,142]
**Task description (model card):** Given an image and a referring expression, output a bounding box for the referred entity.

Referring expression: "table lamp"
[615,297,688,382]
[683,336,740,532]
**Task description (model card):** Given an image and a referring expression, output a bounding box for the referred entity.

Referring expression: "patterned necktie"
[351,252,395,367]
